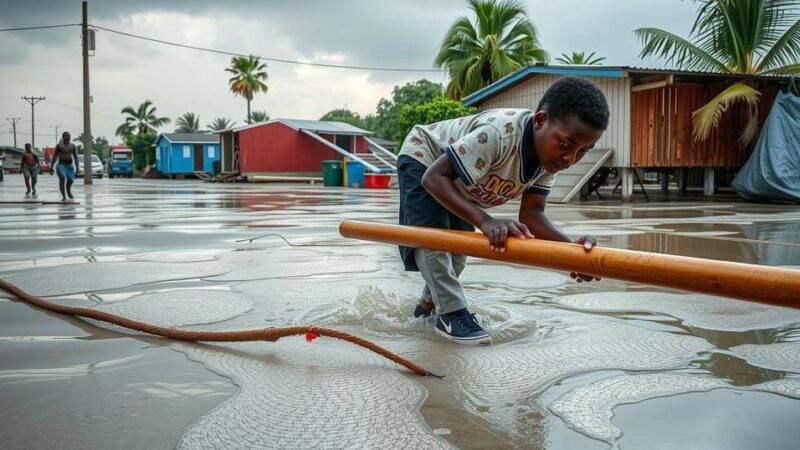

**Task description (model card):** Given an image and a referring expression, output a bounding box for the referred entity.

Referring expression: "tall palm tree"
[225,55,269,123]
[115,100,170,140]
[207,117,236,132]
[636,0,800,144]
[434,0,548,99]
[175,112,201,133]
[249,111,270,123]
[555,51,606,65]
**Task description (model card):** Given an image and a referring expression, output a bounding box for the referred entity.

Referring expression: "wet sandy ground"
[1,175,799,449]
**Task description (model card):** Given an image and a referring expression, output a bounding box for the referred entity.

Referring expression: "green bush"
[395,97,477,143]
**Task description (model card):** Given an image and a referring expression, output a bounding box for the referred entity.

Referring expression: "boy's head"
[62,131,70,143]
[532,77,609,173]
[25,143,32,152]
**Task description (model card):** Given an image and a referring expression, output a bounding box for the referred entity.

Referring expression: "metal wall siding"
[239,122,339,173]
[630,83,777,167]
[481,75,631,167]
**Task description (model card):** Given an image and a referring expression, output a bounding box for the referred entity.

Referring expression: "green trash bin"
[322,160,343,186]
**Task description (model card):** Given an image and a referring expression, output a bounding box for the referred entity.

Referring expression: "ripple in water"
[319,286,536,343]
[730,341,800,373]
[95,290,253,327]
[551,291,800,332]
[549,372,800,446]
[173,340,453,449]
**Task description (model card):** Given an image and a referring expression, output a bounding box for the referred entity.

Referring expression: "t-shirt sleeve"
[526,171,556,196]
[444,125,501,186]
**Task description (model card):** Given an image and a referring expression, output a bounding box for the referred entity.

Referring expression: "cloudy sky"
[0,0,698,147]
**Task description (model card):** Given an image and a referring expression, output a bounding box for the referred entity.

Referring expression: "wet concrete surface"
[0,176,799,449]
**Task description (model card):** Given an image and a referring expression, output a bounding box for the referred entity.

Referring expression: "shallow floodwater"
[1,176,799,449]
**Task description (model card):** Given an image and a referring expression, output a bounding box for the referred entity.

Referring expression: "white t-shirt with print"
[398,108,555,209]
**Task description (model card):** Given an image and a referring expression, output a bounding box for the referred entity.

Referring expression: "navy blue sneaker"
[435,308,492,345]
[413,300,435,319]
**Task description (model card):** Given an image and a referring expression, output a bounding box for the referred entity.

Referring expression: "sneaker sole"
[435,328,492,346]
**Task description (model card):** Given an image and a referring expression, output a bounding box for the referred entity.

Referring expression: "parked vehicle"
[76,153,104,178]
[107,147,133,178]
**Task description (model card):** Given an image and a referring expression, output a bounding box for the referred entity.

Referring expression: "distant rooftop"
[225,119,372,136]
[159,133,220,143]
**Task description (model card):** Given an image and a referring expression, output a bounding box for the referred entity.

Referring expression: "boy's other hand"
[479,218,535,252]
[571,235,601,282]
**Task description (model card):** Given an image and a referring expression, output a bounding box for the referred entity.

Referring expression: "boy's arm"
[422,155,534,251]
[519,190,601,282]
[72,147,80,170]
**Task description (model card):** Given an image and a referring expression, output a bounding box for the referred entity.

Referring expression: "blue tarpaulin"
[732,82,800,203]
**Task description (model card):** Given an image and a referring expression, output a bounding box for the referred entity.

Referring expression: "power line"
[0,24,81,32]
[44,98,118,121]
[92,25,444,73]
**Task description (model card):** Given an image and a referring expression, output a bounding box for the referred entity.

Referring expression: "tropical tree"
[636,0,800,144]
[319,108,364,128]
[555,51,606,65]
[370,79,443,140]
[225,55,269,123]
[175,112,201,133]
[115,100,170,140]
[249,110,270,123]
[434,0,548,99]
[207,117,236,132]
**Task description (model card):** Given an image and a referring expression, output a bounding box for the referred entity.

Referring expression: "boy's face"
[532,111,603,174]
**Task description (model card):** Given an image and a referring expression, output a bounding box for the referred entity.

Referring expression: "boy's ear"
[533,111,547,130]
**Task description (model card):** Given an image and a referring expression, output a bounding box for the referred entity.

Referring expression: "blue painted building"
[154,133,220,176]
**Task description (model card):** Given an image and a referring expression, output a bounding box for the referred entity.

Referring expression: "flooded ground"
[1,176,799,449]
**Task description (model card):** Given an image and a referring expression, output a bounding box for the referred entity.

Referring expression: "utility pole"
[6,117,21,147]
[21,96,45,150]
[82,0,94,184]
[50,125,61,145]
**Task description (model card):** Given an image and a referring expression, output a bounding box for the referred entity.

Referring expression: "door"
[194,145,204,171]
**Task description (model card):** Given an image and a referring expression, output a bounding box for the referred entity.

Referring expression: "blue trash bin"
[346,161,366,188]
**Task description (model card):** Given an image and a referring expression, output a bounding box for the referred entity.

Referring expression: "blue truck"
[107,146,133,178]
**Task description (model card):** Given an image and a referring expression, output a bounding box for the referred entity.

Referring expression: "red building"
[219,119,396,179]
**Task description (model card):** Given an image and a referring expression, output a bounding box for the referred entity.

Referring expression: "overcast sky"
[0,0,698,147]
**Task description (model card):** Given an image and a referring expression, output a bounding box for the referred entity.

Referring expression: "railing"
[300,130,380,172]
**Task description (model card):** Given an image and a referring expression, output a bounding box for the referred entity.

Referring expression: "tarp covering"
[732,85,800,203]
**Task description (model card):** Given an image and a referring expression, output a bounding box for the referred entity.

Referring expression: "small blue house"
[155,133,220,176]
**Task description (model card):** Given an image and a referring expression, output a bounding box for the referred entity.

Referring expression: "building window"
[156,147,160,160]
[183,145,191,158]
[208,146,214,158]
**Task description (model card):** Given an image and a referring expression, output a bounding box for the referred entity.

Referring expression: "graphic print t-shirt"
[398,108,555,208]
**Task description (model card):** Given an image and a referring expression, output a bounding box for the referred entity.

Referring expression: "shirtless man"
[50,131,80,202]
[21,143,41,195]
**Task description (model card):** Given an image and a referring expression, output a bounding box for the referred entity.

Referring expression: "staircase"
[356,153,395,172]
[547,148,614,203]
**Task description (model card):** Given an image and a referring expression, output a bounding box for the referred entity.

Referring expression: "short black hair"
[536,76,609,131]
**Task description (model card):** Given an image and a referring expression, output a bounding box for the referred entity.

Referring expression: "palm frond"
[756,17,800,73]
[692,82,761,141]
[635,27,731,72]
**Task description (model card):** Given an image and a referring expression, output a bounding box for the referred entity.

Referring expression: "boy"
[50,131,80,202]
[21,143,40,195]
[397,76,609,345]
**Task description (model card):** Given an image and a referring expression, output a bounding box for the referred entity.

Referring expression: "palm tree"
[249,111,270,123]
[636,0,800,144]
[175,112,201,133]
[225,55,269,123]
[115,100,170,140]
[434,0,548,99]
[207,117,236,132]
[555,51,606,65]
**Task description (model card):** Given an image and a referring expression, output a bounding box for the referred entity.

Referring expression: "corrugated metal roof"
[224,119,372,135]
[160,133,220,144]
[463,64,791,106]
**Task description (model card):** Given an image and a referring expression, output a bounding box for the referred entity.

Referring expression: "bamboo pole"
[339,220,800,308]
